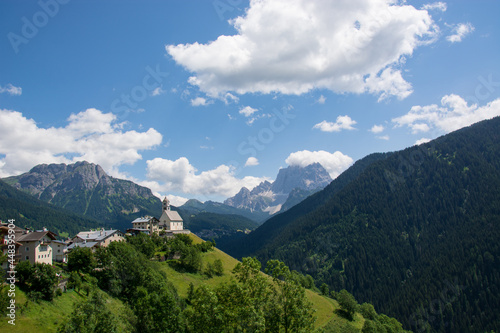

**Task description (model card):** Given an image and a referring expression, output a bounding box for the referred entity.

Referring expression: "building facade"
[159,197,184,231]
[130,216,160,234]
[16,229,58,265]
[68,228,124,251]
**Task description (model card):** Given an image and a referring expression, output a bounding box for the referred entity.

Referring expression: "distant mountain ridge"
[180,199,269,222]
[224,162,332,215]
[3,161,161,230]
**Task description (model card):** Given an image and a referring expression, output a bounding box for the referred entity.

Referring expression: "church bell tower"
[162,197,171,212]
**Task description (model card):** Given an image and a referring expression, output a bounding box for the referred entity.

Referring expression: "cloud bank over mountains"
[0,108,161,178]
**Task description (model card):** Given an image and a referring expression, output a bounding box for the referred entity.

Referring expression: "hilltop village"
[1,197,188,270]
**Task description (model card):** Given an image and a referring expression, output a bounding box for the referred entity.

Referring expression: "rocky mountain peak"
[224,163,332,216]
[2,161,161,230]
[272,162,331,194]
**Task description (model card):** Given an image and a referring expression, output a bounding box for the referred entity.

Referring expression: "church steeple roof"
[162,196,171,211]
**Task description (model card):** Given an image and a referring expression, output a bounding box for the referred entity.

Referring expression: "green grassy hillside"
[1,234,377,332]
[0,288,130,333]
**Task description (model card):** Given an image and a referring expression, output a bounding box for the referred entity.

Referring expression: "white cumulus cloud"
[239,106,258,117]
[415,138,431,145]
[370,124,385,133]
[392,95,500,134]
[190,97,213,106]
[0,83,22,96]
[313,115,357,132]
[166,0,438,100]
[285,150,353,179]
[0,108,162,177]
[447,23,474,43]
[146,157,267,198]
[245,157,259,167]
[422,2,447,12]
[151,86,165,96]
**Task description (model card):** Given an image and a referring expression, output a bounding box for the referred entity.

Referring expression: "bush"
[67,247,96,273]
[126,233,156,259]
[336,289,358,321]
[196,240,215,252]
[58,291,119,333]
[17,261,58,301]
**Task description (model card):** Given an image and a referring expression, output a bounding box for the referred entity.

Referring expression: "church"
[129,197,189,235]
[159,197,184,231]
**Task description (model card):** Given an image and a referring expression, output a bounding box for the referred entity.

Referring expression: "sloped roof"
[67,242,98,250]
[74,229,123,242]
[17,231,57,242]
[131,216,158,224]
[165,210,183,222]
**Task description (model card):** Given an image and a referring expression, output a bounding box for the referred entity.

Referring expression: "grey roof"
[17,231,57,242]
[74,229,123,242]
[165,211,183,222]
[131,216,158,224]
[67,242,98,250]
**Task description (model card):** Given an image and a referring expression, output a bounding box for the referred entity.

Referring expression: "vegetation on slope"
[180,211,259,241]
[227,117,500,333]
[1,233,409,332]
[0,179,101,236]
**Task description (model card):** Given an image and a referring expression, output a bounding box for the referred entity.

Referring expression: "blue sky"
[1,0,499,205]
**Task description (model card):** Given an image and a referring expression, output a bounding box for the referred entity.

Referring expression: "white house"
[16,229,58,265]
[51,240,68,263]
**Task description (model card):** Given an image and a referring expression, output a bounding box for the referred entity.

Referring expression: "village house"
[67,228,124,251]
[16,228,58,265]
[51,240,68,263]
[0,222,25,270]
[130,216,160,235]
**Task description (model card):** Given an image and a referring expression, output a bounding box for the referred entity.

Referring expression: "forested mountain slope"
[0,179,101,237]
[227,117,500,333]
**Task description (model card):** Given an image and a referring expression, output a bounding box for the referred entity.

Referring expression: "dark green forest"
[180,211,258,240]
[0,179,101,236]
[223,117,500,333]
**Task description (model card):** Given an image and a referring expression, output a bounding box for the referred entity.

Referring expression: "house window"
[25,256,29,260]
[26,247,29,251]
